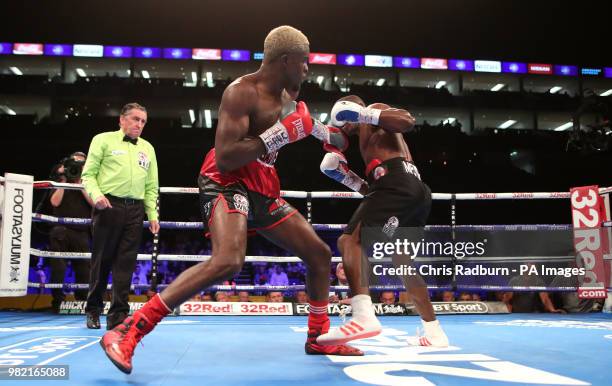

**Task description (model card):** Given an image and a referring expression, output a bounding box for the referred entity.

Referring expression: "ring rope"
[29,180,612,200]
[31,214,577,232]
[27,281,602,292]
[29,248,593,263]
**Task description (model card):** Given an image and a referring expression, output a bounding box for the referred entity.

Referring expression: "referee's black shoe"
[86,312,101,329]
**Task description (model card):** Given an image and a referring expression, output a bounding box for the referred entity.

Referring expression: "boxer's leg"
[259,211,363,356]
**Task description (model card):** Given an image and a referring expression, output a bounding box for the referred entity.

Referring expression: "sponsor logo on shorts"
[233,194,249,214]
[373,166,387,180]
[403,161,422,180]
[268,198,287,216]
[203,201,212,218]
[382,216,399,238]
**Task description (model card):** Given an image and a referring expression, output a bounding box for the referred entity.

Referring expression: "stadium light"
[554,122,573,131]
[498,120,517,129]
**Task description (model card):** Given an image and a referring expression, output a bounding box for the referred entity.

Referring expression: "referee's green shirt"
[82,129,159,221]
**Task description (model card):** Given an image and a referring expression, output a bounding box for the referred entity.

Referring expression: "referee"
[81,102,159,330]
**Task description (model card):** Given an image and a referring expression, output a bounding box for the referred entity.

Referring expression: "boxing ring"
[1,176,612,385]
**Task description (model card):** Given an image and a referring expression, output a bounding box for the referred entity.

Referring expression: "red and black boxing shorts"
[198,174,297,236]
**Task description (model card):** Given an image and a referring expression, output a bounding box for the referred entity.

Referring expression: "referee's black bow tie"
[123,135,138,145]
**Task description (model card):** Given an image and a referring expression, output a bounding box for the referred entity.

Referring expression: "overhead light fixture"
[316,75,324,85]
[490,83,505,92]
[549,86,562,94]
[76,68,87,77]
[600,89,612,97]
[554,122,573,131]
[204,109,212,128]
[498,120,517,129]
[319,113,328,122]
[435,81,446,89]
[141,70,150,79]
[189,109,196,124]
[376,78,385,87]
[206,72,214,87]
[9,66,23,75]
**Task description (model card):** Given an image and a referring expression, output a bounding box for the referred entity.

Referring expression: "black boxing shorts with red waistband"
[198,174,297,237]
[344,157,431,236]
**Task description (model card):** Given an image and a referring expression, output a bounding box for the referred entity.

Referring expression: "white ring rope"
[30,180,612,200]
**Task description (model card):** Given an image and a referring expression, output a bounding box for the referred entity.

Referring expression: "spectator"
[132,263,148,287]
[379,291,396,305]
[267,291,284,303]
[294,290,308,303]
[329,263,350,304]
[215,291,229,302]
[189,293,202,301]
[254,264,268,285]
[442,291,456,302]
[238,291,250,302]
[201,292,213,301]
[458,292,472,301]
[507,291,565,313]
[268,265,289,286]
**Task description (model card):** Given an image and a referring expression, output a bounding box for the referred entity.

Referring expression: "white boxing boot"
[316,294,382,345]
[406,319,449,347]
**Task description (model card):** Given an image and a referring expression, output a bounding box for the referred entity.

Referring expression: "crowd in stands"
[29,253,604,313]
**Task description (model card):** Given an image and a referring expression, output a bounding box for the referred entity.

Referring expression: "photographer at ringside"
[48,151,94,313]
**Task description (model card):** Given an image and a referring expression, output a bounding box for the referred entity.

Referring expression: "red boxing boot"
[100,294,171,374]
[304,300,364,356]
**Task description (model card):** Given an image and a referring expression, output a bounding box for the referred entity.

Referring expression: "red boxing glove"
[259,101,314,153]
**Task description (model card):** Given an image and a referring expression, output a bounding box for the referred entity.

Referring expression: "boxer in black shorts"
[316,95,449,347]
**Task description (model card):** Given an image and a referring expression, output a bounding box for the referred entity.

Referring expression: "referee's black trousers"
[85,196,144,328]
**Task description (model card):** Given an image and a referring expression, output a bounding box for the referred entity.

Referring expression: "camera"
[50,151,87,182]
[63,157,85,181]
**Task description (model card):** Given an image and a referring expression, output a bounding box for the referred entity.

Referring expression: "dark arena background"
[0,1,611,385]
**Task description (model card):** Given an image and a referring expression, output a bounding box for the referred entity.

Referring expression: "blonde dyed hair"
[263,25,309,62]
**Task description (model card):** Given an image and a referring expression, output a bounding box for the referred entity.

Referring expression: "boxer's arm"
[368,103,416,133]
[215,83,266,173]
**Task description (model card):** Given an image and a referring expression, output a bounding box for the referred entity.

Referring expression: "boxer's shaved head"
[337,95,365,107]
[264,25,309,62]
